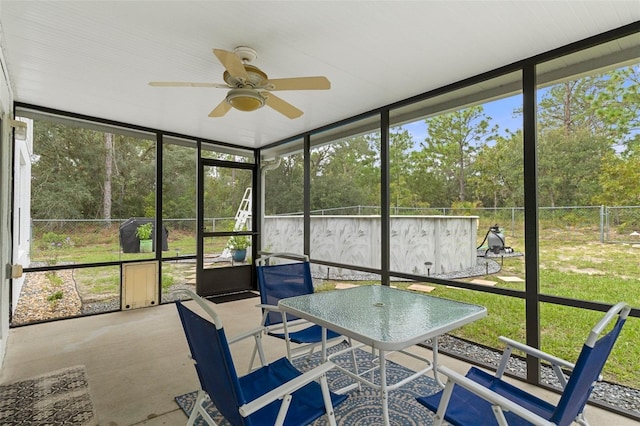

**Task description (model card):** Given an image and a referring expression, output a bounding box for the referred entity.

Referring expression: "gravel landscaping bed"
[313,256,503,282]
[433,334,640,416]
[12,268,83,324]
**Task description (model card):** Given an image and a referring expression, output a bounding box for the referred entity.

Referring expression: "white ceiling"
[1,1,638,148]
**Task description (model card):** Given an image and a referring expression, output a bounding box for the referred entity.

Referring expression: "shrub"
[136,223,153,240]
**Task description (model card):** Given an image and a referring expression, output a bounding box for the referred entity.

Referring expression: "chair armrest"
[227,326,266,345]
[497,336,577,388]
[435,366,556,426]
[257,304,311,330]
[499,336,575,370]
[257,303,280,312]
[238,361,337,417]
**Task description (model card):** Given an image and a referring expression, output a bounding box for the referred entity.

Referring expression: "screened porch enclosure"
[8,22,640,422]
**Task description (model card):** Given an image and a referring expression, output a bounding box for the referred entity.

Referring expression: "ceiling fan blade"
[213,49,250,80]
[208,99,232,117]
[264,93,303,119]
[267,76,331,91]
[149,81,229,88]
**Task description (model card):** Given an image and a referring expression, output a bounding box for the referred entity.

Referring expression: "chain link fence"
[29,205,640,265]
[302,205,640,245]
[29,217,237,266]
[605,206,640,243]
[31,217,237,234]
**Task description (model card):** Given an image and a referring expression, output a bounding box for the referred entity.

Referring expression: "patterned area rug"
[175,342,441,425]
[0,365,98,426]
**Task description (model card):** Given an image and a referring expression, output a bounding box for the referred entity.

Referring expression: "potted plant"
[136,222,153,253]
[228,235,250,262]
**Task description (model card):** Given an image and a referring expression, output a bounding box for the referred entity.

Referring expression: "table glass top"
[278,285,486,348]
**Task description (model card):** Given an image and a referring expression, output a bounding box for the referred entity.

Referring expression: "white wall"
[0,30,15,366]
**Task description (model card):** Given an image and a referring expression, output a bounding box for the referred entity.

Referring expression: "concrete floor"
[1,295,637,426]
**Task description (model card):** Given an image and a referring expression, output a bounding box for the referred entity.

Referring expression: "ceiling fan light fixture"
[226,88,265,112]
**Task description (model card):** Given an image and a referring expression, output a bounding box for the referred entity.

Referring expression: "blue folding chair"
[254,253,346,362]
[175,291,347,426]
[416,302,630,426]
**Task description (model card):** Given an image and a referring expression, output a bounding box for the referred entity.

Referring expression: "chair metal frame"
[418,302,630,426]
[175,290,346,426]
[253,252,348,362]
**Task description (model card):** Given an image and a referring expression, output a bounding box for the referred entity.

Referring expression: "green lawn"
[317,278,639,387]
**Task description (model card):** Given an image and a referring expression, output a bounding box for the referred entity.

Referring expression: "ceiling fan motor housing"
[223,65,268,88]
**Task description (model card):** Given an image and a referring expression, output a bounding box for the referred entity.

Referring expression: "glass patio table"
[278,285,487,426]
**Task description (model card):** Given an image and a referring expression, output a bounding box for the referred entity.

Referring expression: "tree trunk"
[459,144,465,202]
[103,133,114,224]
[563,82,572,136]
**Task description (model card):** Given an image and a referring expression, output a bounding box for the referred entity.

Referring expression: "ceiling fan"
[149,46,330,119]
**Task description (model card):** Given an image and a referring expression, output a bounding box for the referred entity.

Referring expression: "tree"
[31,120,157,220]
[539,77,609,138]
[388,128,418,211]
[264,154,304,215]
[420,105,498,203]
[202,165,252,220]
[406,147,452,208]
[310,136,379,212]
[537,128,610,207]
[593,134,640,206]
[103,133,114,222]
[161,144,197,219]
[110,135,156,219]
[535,65,637,207]
[589,65,640,147]
[31,121,106,219]
[470,130,524,208]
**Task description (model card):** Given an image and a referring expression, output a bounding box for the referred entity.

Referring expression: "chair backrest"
[176,301,249,426]
[256,260,314,327]
[550,302,630,426]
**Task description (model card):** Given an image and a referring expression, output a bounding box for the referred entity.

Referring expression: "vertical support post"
[196,141,204,295]
[155,132,163,299]
[523,64,540,385]
[253,149,261,266]
[600,205,605,243]
[381,110,390,286]
[304,135,311,257]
